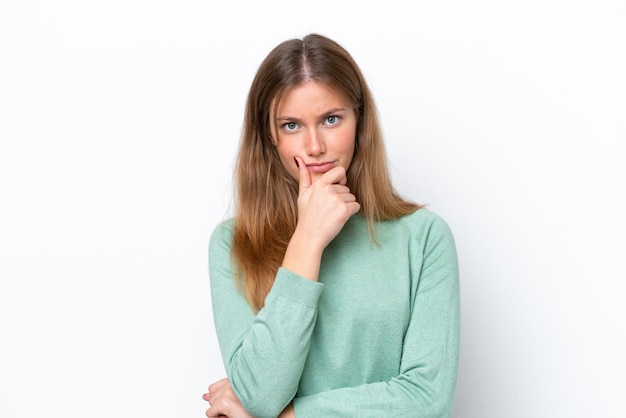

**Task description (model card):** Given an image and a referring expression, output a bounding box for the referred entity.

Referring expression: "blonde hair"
[232,34,420,310]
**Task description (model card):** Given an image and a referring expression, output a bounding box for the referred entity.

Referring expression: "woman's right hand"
[294,156,360,249]
[281,157,360,281]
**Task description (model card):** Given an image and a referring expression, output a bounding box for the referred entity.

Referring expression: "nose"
[305,128,325,156]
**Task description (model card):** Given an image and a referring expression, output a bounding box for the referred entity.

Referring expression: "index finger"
[295,156,312,191]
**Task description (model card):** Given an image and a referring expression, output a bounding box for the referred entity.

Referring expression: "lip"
[306,161,335,173]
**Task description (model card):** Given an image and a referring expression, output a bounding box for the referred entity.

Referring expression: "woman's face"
[271,81,357,183]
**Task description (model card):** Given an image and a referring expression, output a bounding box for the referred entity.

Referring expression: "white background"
[1,1,625,417]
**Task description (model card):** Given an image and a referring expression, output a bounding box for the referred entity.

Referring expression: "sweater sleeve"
[292,215,460,418]
[209,221,324,418]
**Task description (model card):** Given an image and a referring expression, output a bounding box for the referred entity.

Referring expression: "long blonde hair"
[232,34,420,310]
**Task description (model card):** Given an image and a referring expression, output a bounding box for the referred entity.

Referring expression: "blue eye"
[325,115,339,125]
[283,122,299,131]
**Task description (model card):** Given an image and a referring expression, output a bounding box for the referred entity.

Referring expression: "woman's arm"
[209,164,359,418]
[210,224,323,418]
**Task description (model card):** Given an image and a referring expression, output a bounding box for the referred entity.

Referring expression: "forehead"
[274,81,350,115]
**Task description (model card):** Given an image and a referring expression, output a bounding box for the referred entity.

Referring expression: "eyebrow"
[276,107,347,122]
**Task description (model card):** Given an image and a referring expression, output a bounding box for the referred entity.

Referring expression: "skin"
[204,81,360,417]
[276,80,360,282]
[273,80,357,185]
[203,378,253,418]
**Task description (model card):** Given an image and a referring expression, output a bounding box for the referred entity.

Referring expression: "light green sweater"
[209,209,460,418]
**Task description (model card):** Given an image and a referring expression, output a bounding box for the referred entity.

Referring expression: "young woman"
[203,33,460,418]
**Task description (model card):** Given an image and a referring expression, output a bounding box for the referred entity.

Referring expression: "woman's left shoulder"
[390,209,456,253]
[397,209,458,264]
[398,208,453,235]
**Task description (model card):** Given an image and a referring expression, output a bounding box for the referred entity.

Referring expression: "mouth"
[306,161,335,173]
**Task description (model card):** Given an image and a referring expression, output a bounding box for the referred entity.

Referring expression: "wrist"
[292,224,327,252]
[281,229,324,281]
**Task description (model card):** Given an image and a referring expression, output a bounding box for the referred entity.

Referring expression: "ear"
[269,136,277,146]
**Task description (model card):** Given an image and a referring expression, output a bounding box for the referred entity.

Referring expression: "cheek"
[343,135,356,154]
[276,144,292,164]
[276,145,299,178]
[338,129,357,162]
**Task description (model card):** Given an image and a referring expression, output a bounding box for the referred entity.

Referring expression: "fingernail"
[294,157,299,168]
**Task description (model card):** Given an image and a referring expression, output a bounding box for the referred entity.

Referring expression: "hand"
[202,378,253,418]
[280,157,360,281]
[294,156,360,250]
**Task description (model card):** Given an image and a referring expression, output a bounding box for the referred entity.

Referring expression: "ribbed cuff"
[266,267,324,308]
